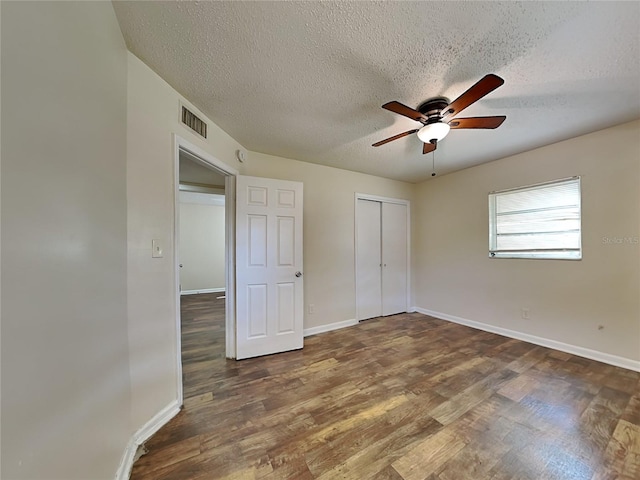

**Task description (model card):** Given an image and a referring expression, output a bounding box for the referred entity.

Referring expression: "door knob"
[295,271,303,277]
[179,264,183,268]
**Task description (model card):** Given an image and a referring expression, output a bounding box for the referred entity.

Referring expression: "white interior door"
[382,202,408,316]
[236,175,304,359]
[356,199,382,320]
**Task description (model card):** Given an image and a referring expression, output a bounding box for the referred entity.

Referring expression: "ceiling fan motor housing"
[417,97,450,122]
[416,98,451,143]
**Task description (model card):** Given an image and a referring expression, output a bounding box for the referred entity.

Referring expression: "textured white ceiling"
[114,1,640,183]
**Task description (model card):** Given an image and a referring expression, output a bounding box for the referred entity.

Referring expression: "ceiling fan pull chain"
[432,149,436,177]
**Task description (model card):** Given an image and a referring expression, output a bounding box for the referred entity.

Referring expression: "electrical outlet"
[521,308,530,320]
[308,304,315,314]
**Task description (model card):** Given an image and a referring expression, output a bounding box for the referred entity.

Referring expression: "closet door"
[356,199,382,320]
[381,202,408,316]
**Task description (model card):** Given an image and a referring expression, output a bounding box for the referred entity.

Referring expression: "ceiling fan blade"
[382,101,428,123]
[372,129,419,147]
[448,116,506,129]
[423,141,436,155]
[441,74,505,122]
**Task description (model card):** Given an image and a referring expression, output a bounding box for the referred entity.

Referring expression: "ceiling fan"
[373,74,506,155]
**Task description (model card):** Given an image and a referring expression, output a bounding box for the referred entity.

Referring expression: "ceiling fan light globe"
[417,122,450,143]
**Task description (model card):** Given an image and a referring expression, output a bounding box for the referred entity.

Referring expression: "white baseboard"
[180,287,225,295]
[115,441,138,480]
[115,400,181,480]
[304,318,359,337]
[412,307,640,372]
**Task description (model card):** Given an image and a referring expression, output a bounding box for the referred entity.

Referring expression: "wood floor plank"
[436,439,511,480]
[313,406,442,480]
[132,435,201,474]
[129,295,640,479]
[601,419,640,479]
[428,369,517,425]
[497,372,540,402]
[391,427,467,480]
[622,390,640,426]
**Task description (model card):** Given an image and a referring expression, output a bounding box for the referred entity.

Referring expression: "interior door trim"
[173,134,239,406]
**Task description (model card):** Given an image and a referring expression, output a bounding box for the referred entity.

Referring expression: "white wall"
[1,2,131,478]
[413,120,640,365]
[179,196,226,292]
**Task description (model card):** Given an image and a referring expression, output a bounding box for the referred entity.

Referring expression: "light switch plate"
[152,239,163,258]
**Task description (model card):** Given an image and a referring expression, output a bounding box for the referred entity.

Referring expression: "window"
[489,177,581,259]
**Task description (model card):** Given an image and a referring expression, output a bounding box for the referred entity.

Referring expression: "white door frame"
[354,193,411,321]
[173,134,239,404]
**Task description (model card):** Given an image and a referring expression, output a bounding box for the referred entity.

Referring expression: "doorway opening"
[173,135,238,405]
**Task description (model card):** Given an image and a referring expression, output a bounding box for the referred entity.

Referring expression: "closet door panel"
[382,202,408,316]
[356,199,382,320]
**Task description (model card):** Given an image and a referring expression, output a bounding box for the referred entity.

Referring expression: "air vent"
[181,105,207,139]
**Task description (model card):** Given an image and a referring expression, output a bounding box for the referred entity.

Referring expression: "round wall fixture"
[236,149,247,163]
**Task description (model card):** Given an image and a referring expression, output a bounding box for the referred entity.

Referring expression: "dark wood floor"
[131,295,640,479]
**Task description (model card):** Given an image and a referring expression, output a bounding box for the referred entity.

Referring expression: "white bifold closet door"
[356,198,408,320]
[356,200,383,321]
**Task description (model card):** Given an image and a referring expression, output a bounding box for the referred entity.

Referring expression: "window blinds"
[489,177,581,259]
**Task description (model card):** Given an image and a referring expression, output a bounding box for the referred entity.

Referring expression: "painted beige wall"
[413,120,640,363]
[3,5,635,479]
[245,152,414,329]
[1,2,130,478]
[179,201,226,292]
[126,52,244,429]
[126,51,415,429]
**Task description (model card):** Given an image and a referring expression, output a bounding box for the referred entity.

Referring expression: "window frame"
[488,176,582,260]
